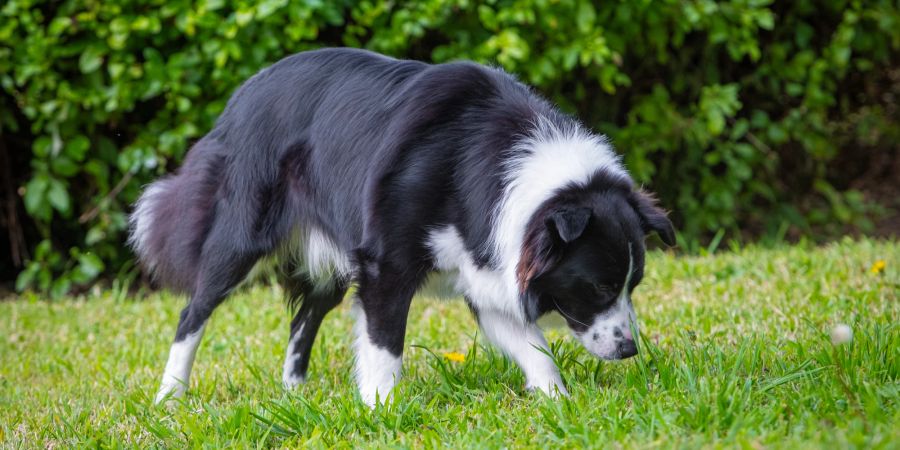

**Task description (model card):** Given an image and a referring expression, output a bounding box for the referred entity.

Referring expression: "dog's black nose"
[617,339,638,359]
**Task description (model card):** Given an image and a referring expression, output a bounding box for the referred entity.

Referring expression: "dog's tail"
[128,140,225,293]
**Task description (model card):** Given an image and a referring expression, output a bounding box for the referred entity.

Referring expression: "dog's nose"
[617,339,638,359]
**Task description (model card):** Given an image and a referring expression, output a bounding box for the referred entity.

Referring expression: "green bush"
[1,0,898,296]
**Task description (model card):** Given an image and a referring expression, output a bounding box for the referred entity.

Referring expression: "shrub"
[1,0,898,296]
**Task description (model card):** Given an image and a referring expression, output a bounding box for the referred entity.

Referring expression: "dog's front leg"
[352,259,418,407]
[474,307,567,397]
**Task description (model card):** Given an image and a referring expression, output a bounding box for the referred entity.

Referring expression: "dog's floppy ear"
[516,207,591,292]
[629,189,676,246]
[548,207,591,243]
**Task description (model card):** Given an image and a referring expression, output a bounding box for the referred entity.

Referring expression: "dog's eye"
[593,284,618,298]
[598,282,622,293]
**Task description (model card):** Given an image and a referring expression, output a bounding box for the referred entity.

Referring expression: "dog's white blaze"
[493,118,627,298]
[428,226,523,321]
[155,322,206,404]
[352,302,402,408]
[129,181,169,272]
[477,309,567,396]
[282,323,306,388]
[577,246,638,358]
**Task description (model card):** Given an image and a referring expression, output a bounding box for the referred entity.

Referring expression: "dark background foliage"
[1,0,898,297]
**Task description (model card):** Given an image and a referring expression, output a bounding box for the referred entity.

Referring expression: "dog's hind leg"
[155,222,266,404]
[280,265,348,387]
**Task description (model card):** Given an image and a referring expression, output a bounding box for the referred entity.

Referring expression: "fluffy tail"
[128,141,224,293]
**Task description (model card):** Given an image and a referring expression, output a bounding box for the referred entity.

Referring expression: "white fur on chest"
[427,226,524,321]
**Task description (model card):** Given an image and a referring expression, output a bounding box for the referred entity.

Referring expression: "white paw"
[359,385,393,408]
[155,380,187,404]
[282,372,306,389]
[526,377,568,398]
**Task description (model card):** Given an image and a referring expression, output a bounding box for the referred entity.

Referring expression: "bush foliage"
[1,0,898,296]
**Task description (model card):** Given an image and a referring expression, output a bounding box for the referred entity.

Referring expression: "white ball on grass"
[830,324,853,345]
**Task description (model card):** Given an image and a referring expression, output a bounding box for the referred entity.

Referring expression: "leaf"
[51,156,79,177]
[35,240,52,260]
[576,1,596,33]
[256,0,288,19]
[32,136,52,158]
[707,111,725,135]
[756,11,774,30]
[85,226,106,246]
[47,179,70,214]
[65,135,91,161]
[15,263,40,292]
[79,46,105,73]
[78,253,105,279]
[23,176,49,216]
[730,119,749,140]
[767,125,788,144]
[50,277,72,299]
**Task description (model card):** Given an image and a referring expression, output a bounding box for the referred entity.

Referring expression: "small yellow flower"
[870,260,886,274]
[443,352,466,363]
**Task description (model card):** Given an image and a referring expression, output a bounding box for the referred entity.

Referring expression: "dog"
[129,47,675,407]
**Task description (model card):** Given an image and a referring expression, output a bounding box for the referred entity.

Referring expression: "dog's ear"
[516,207,591,292]
[548,207,591,243]
[629,189,676,246]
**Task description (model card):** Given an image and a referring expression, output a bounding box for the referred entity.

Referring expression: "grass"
[1,238,898,449]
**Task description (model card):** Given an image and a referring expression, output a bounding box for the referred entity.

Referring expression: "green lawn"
[1,238,898,448]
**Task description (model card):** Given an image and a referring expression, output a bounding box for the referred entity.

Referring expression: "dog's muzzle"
[576,295,639,360]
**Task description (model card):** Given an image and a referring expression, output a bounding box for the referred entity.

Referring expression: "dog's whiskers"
[553,300,590,328]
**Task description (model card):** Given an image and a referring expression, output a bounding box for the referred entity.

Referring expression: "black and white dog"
[129,48,674,407]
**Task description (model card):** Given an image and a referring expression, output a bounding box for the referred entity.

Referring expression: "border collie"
[129,48,674,407]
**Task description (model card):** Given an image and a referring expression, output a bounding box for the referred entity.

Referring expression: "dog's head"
[519,182,675,360]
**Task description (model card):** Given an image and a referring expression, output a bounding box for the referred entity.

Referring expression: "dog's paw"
[282,372,306,389]
[359,386,394,409]
[526,379,568,398]
[154,381,187,405]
